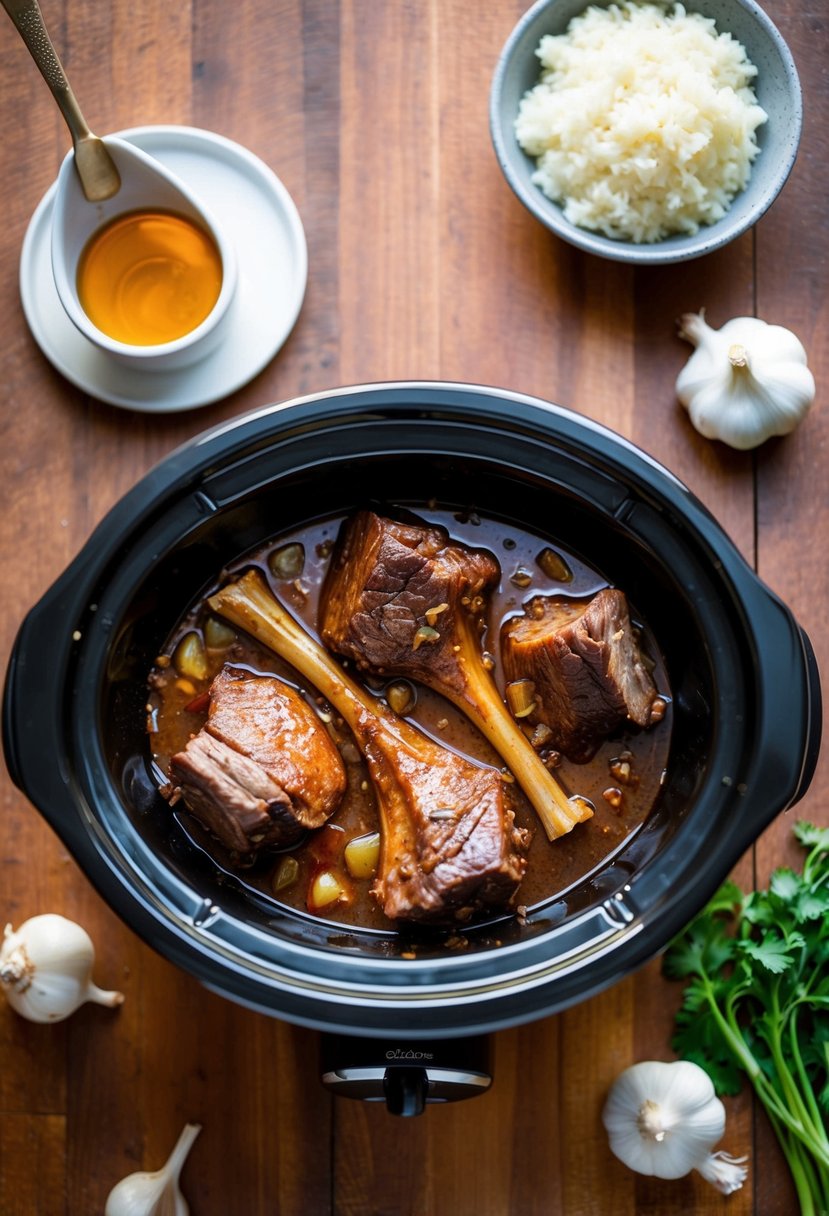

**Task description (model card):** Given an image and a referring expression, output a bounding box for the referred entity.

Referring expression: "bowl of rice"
[490,0,802,263]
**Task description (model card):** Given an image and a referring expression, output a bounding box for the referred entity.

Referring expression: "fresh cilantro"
[740,930,803,974]
[663,821,829,1216]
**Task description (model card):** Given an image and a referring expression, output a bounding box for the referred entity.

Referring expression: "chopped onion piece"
[537,547,573,583]
[173,632,209,681]
[386,681,416,716]
[204,616,236,649]
[268,543,305,580]
[308,868,348,911]
[272,856,299,893]
[344,831,381,879]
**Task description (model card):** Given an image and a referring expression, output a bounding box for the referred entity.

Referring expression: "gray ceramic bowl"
[490,0,802,264]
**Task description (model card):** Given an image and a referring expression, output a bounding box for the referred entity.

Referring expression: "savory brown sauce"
[146,506,672,934]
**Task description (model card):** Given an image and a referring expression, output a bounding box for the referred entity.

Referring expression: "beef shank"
[168,666,347,854]
[319,508,498,697]
[501,589,662,762]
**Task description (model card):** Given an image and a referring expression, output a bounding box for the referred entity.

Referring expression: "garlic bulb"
[0,914,124,1023]
[602,1060,748,1194]
[676,311,815,450]
[105,1123,201,1216]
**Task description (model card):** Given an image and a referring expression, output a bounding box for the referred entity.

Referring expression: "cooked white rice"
[514,2,768,243]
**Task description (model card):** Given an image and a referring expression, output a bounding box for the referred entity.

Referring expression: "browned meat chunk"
[319,509,499,697]
[318,510,591,841]
[209,571,529,923]
[501,589,661,762]
[169,666,346,854]
[359,712,528,924]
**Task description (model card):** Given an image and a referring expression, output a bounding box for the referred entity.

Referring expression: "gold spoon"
[2,0,120,201]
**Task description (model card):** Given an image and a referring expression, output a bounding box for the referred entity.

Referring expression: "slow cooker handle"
[792,626,822,804]
[2,595,93,861]
[727,608,822,861]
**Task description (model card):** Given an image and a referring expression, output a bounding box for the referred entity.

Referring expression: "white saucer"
[20,125,308,412]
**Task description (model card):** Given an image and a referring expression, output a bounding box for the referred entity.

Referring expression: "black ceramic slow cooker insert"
[3,384,821,1111]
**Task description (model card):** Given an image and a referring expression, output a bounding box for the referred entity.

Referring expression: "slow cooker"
[3,383,820,1114]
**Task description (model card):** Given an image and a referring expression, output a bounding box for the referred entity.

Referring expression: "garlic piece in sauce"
[0,914,124,1023]
[105,1123,201,1216]
[602,1060,748,1194]
[676,311,815,450]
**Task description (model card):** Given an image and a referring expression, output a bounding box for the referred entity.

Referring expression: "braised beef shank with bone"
[209,571,529,923]
[502,590,662,762]
[168,666,347,854]
[319,510,499,696]
[318,510,591,840]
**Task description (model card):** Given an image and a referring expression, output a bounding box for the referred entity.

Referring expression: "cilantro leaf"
[770,868,801,902]
[704,879,744,917]
[663,921,735,980]
[797,888,829,922]
[740,931,803,975]
[794,821,829,852]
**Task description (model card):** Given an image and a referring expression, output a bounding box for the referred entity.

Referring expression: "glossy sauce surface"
[147,507,673,935]
[77,209,222,344]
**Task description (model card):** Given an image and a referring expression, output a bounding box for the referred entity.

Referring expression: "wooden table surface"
[1,2,826,1213]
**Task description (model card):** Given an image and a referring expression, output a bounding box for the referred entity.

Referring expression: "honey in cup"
[77,209,223,346]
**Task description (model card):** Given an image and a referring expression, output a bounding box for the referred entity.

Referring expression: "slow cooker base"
[320,1032,492,1115]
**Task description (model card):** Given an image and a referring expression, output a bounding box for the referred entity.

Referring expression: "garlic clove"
[604,1064,719,1179]
[676,310,816,450]
[602,1059,746,1190]
[105,1123,201,1216]
[0,914,124,1023]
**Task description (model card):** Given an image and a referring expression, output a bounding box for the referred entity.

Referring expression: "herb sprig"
[663,821,829,1216]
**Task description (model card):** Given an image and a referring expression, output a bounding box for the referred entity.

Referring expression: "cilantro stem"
[789,1009,829,1155]
[719,995,829,1209]
[766,991,825,1151]
[697,962,829,1172]
[786,1132,818,1216]
[752,1037,829,1167]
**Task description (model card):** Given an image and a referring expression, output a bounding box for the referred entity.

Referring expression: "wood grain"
[0,1,825,1213]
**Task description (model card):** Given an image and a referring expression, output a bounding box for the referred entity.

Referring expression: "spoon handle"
[1,0,120,200]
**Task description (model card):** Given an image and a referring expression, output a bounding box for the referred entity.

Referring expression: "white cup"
[51,136,237,371]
